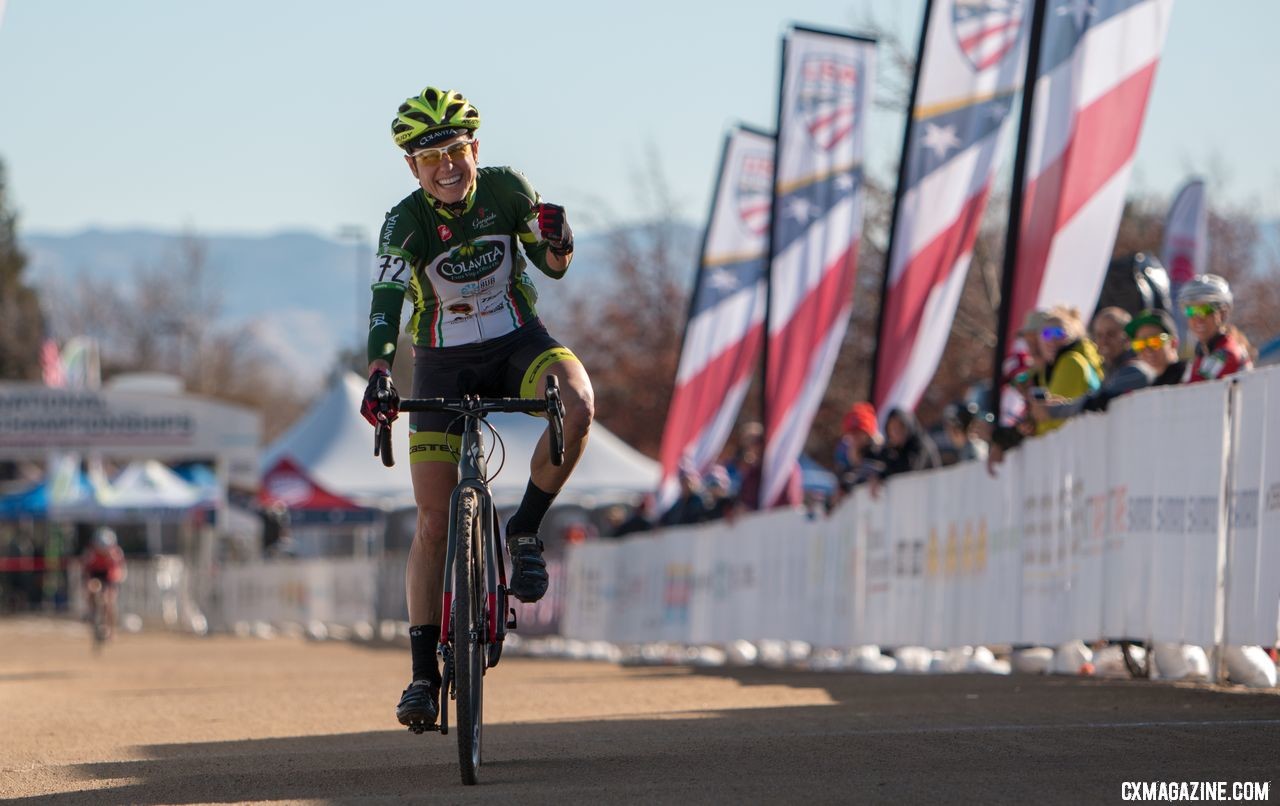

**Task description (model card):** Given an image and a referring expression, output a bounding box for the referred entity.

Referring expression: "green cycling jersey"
[367,166,564,362]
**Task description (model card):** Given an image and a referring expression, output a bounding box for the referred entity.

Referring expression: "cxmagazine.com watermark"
[1122,781,1270,801]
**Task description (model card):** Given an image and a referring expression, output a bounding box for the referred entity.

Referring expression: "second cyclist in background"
[360,87,594,732]
[82,527,126,640]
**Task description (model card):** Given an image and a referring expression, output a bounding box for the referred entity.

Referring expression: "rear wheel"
[453,489,484,785]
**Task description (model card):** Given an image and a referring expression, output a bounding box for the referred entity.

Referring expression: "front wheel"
[453,489,485,785]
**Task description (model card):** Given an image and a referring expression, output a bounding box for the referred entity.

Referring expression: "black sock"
[506,480,558,537]
[408,624,441,684]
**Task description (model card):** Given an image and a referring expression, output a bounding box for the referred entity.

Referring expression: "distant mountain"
[21,222,700,388]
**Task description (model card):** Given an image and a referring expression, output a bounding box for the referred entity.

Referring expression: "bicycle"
[373,375,565,786]
[84,576,111,653]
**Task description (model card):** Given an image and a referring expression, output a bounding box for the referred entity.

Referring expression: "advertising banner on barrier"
[561,368,1276,653]
[1228,369,1280,646]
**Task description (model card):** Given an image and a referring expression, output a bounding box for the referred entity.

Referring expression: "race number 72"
[374,254,408,284]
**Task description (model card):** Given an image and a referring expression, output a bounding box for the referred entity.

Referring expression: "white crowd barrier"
[562,366,1280,652]
[104,368,1279,666]
[213,557,377,632]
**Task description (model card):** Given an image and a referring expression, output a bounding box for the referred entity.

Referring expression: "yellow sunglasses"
[1131,333,1170,352]
[409,139,474,167]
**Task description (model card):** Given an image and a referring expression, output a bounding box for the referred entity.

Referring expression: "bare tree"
[543,147,693,458]
[46,234,309,441]
[0,160,46,381]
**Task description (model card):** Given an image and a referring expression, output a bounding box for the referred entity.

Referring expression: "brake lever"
[375,420,394,467]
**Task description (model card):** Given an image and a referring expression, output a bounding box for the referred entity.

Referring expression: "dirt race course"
[1,617,1278,804]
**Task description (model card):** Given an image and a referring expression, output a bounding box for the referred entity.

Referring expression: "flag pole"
[869,0,934,407]
[759,29,790,509]
[989,0,1048,414]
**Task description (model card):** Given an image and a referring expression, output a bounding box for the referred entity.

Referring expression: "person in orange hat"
[834,402,885,493]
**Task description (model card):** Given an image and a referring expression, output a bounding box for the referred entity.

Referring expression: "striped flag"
[656,127,774,508]
[40,339,65,388]
[1161,177,1208,343]
[874,0,1032,413]
[762,27,876,508]
[60,337,102,390]
[1004,0,1174,348]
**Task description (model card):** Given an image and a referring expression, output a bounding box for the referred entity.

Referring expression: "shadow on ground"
[11,671,1280,805]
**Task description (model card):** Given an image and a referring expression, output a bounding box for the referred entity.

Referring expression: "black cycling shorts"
[408,318,579,464]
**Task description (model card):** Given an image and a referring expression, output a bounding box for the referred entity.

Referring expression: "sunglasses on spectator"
[1131,333,1170,352]
[1040,325,1067,341]
[1184,303,1217,318]
[409,139,474,167]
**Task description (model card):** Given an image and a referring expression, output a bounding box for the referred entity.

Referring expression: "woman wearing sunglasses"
[1028,306,1104,434]
[1176,274,1254,383]
[361,87,593,732]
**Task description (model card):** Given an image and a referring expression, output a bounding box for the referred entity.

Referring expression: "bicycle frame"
[438,411,511,680]
[371,375,564,781]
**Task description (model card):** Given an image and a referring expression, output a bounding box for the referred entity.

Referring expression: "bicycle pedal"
[406,722,440,735]
[506,607,518,630]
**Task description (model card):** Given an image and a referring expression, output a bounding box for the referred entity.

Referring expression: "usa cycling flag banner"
[1162,177,1208,342]
[1004,0,1174,347]
[656,126,774,508]
[873,0,1032,413]
[762,27,876,508]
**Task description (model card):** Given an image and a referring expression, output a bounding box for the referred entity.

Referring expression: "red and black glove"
[537,203,574,257]
[360,369,400,427]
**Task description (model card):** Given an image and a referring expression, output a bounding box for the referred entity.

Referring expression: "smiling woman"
[359,85,595,744]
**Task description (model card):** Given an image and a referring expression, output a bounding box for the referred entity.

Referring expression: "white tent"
[263,373,659,509]
[55,460,209,519]
[100,461,211,511]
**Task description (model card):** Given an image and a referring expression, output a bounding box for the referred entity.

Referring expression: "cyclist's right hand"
[361,369,400,426]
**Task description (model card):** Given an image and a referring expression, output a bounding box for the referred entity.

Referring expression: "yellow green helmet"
[391,87,480,151]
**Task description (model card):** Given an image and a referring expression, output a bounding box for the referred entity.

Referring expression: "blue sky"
[1,0,1277,241]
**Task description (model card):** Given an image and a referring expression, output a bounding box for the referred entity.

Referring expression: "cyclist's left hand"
[537,203,574,256]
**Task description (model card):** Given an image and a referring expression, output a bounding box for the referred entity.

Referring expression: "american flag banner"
[39,339,65,388]
[1004,0,1174,348]
[873,0,1032,413]
[1162,177,1207,342]
[656,126,774,508]
[761,27,876,508]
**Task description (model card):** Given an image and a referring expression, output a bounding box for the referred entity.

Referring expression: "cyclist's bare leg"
[85,580,101,622]
[528,360,594,493]
[406,461,457,625]
[103,587,118,638]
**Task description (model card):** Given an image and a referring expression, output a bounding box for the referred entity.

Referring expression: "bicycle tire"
[453,489,484,785]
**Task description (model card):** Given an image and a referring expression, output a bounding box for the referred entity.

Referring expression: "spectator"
[1177,274,1254,384]
[1033,312,1158,422]
[1030,305,1104,434]
[726,422,764,510]
[942,402,987,465]
[613,494,655,537]
[987,309,1052,459]
[703,465,736,522]
[1126,308,1186,386]
[659,461,711,527]
[834,402,885,492]
[1090,306,1133,378]
[879,408,941,479]
[725,421,802,511]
